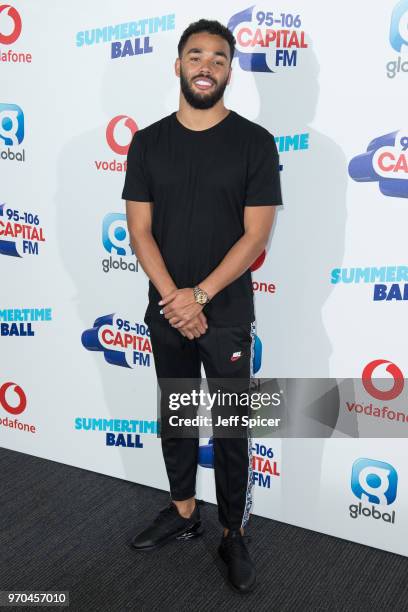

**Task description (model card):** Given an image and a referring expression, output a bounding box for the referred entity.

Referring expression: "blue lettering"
[111,42,122,58]
[331,268,341,284]
[373,284,387,300]
[76,32,84,47]
[122,39,134,57]
[386,284,402,300]
[106,433,115,445]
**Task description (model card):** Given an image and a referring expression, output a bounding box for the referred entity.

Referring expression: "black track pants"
[149,319,256,530]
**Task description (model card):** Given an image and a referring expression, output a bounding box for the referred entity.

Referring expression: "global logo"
[106,115,138,155]
[102,212,133,256]
[386,1,408,78]
[0,102,24,146]
[0,4,22,45]
[362,360,404,401]
[0,381,26,415]
[390,0,408,52]
[348,130,408,198]
[101,212,137,273]
[227,5,307,72]
[351,458,398,506]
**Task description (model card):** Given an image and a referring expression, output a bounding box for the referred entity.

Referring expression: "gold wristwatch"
[193,285,210,305]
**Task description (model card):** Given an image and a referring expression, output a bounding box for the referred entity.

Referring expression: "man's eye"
[191,57,200,62]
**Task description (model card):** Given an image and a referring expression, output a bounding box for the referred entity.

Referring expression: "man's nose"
[199,60,213,73]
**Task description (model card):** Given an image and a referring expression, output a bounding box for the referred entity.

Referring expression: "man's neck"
[176,99,230,132]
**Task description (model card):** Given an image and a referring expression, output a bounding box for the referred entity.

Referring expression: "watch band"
[193,285,210,305]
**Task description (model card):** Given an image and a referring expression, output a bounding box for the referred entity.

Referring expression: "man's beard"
[179,68,228,110]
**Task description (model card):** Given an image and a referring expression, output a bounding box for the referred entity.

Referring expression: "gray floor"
[1,446,408,611]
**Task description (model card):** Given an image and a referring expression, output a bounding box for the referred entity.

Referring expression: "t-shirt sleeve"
[244,135,283,206]
[121,131,152,202]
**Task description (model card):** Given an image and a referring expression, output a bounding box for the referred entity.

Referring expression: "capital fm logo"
[101,212,137,273]
[349,130,408,198]
[0,202,45,257]
[81,313,152,368]
[349,458,398,524]
[94,116,137,172]
[0,4,21,44]
[362,360,404,401]
[386,0,408,78]
[227,5,307,72]
[199,438,280,489]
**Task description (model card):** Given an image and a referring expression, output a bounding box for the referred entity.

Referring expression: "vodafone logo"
[0,381,27,414]
[0,4,22,45]
[250,249,277,297]
[250,249,266,272]
[106,115,138,155]
[362,360,404,401]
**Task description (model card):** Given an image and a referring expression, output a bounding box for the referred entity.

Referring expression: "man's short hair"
[178,18,236,64]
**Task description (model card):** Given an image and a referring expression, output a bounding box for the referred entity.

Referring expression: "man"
[122,19,282,594]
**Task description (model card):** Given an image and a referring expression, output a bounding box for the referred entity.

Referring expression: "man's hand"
[178,311,208,340]
[159,288,204,328]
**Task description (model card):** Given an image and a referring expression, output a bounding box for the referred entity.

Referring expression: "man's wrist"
[160,285,177,298]
[193,285,211,305]
[196,282,216,302]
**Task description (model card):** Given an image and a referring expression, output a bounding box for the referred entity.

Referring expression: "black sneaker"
[218,530,256,593]
[130,501,203,551]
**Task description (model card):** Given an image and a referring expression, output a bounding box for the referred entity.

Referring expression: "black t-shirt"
[122,110,283,327]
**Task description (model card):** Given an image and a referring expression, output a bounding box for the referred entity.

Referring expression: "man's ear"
[175,57,180,77]
[227,65,232,85]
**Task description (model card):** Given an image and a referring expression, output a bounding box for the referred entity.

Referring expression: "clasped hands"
[158,288,208,340]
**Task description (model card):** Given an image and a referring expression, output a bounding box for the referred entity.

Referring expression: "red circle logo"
[0,382,27,415]
[106,115,138,155]
[0,4,22,45]
[362,360,404,401]
[250,249,266,271]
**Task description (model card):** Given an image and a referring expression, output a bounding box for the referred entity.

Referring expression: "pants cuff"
[171,489,196,501]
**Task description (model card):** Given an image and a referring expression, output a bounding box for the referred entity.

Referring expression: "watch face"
[198,293,206,304]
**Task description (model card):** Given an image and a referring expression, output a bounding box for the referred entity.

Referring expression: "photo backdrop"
[2,0,408,556]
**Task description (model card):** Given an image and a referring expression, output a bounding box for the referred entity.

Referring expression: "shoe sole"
[131,522,204,551]
[218,546,257,594]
